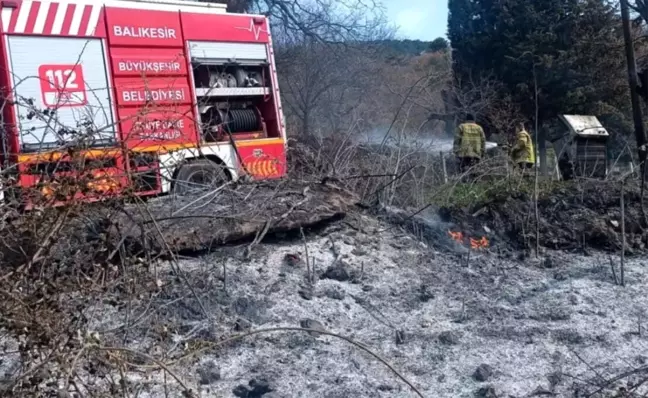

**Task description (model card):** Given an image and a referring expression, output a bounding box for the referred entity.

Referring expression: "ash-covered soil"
[3,179,648,397]
[26,213,647,398]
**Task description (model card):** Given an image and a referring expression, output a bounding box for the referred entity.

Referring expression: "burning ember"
[448,231,464,242]
[470,236,489,249]
[448,230,490,249]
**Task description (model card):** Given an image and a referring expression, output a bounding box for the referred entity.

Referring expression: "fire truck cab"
[0,0,286,205]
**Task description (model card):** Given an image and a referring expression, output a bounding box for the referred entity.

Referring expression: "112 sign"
[38,64,88,108]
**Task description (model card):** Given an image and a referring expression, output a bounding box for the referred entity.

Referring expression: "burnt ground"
[2,179,648,397]
[3,213,647,397]
[3,178,642,268]
[438,180,648,254]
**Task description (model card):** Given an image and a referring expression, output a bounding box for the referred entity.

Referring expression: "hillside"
[370,38,449,56]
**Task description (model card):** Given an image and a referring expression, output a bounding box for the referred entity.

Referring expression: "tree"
[428,37,449,53]
[204,0,387,42]
[621,0,647,176]
[448,0,630,173]
[624,2,648,129]
[276,35,396,135]
[276,39,354,135]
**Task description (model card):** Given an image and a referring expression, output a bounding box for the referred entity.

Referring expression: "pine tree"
[448,0,628,136]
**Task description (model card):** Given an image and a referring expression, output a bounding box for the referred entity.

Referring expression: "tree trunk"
[533,66,547,176]
[621,0,648,171]
[539,130,547,176]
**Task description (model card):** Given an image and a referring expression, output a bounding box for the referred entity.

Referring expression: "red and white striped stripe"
[1,0,103,36]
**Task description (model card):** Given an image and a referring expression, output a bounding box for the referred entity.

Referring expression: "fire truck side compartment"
[6,36,116,152]
[187,40,277,141]
[0,0,287,204]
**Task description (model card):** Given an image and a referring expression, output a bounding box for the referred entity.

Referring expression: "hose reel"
[201,106,264,141]
[220,108,260,133]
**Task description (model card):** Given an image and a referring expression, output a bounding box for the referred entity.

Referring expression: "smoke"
[359,127,498,154]
[382,206,469,254]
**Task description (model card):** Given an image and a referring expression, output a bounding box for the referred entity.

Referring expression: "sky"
[383,0,448,41]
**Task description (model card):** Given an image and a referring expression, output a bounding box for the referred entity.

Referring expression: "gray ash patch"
[5,212,648,398]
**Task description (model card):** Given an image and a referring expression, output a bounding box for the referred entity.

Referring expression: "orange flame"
[448,230,464,242]
[470,236,489,249]
[450,231,490,249]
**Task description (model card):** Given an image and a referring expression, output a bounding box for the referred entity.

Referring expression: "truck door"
[6,36,116,152]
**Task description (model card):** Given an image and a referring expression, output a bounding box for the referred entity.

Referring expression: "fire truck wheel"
[173,159,228,195]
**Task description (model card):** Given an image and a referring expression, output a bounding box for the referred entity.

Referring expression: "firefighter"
[511,122,535,171]
[453,114,486,173]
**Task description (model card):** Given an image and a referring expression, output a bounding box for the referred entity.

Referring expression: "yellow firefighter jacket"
[512,129,535,164]
[453,122,486,159]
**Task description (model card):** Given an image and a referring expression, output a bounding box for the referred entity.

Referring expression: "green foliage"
[370,38,446,56]
[433,180,510,208]
[434,177,572,209]
[428,37,449,53]
[448,0,631,138]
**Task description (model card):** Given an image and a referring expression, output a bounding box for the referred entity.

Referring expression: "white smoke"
[359,127,498,154]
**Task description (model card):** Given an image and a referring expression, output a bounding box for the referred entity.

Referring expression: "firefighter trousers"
[458,157,480,173]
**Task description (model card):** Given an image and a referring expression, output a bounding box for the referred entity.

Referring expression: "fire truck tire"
[173,159,228,195]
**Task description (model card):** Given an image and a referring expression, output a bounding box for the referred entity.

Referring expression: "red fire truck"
[0,0,287,206]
